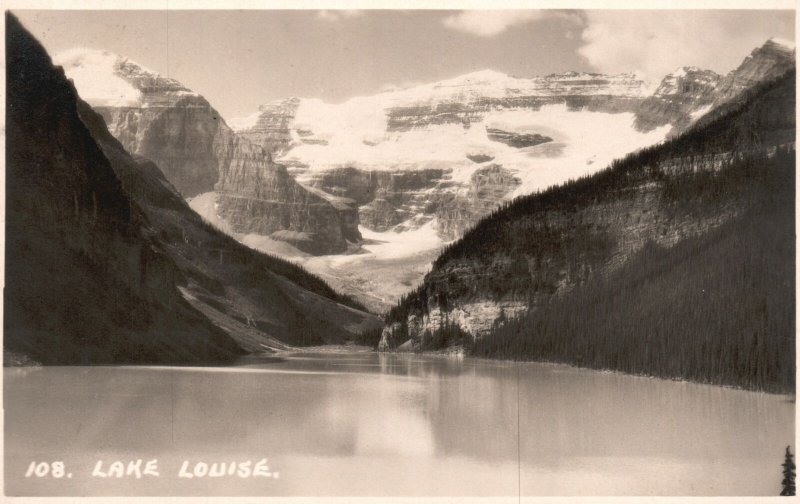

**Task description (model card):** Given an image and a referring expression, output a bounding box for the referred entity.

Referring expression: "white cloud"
[578,11,794,83]
[317,10,364,22]
[443,10,576,38]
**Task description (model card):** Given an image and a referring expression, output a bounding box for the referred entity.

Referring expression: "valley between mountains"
[5,13,796,393]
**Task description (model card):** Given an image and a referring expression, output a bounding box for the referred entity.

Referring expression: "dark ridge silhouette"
[5,12,243,364]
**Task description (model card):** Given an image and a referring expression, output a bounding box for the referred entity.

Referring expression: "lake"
[4,351,794,496]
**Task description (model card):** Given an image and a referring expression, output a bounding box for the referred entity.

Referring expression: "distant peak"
[670,66,697,76]
[55,47,117,66]
[666,66,719,79]
[765,37,796,51]
[54,48,154,75]
[54,47,195,107]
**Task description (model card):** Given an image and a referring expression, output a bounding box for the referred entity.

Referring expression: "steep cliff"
[634,66,721,132]
[5,14,243,364]
[380,70,795,392]
[56,50,359,254]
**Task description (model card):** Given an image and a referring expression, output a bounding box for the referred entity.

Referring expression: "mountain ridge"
[376,67,795,392]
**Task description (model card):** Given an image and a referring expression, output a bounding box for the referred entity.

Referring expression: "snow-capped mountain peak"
[653,66,721,97]
[54,47,198,108]
[54,48,143,107]
[765,37,796,52]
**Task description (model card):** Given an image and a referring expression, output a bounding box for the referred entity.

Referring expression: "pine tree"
[781,445,796,496]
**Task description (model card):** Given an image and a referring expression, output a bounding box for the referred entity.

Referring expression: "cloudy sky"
[14,9,795,120]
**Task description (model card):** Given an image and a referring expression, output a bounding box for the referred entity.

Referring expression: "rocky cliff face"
[714,38,796,103]
[634,67,721,132]
[230,97,301,155]
[56,50,359,254]
[5,13,244,364]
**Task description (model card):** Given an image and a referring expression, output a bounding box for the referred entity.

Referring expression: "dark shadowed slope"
[5,13,381,364]
[5,13,243,364]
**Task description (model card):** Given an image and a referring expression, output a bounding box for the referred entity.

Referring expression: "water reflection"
[4,352,793,496]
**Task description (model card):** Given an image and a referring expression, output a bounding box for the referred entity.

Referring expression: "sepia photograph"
[2,1,797,499]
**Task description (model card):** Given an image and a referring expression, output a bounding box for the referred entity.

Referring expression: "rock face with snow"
[634,66,722,132]
[230,39,794,249]
[56,50,359,254]
[230,70,670,251]
[56,49,220,198]
[636,39,795,133]
[231,97,301,154]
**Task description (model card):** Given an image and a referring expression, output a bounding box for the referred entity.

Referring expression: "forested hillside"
[472,150,794,392]
[379,70,796,393]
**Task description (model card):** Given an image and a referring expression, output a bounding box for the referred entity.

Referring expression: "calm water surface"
[4,352,794,496]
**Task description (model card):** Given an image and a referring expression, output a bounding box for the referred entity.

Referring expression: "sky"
[13,9,796,121]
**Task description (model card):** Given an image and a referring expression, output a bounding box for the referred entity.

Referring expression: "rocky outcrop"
[57,50,358,255]
[231,97,300,155]
[306,167,449,231]
[486,128,553,148]
[212,139,360,254]
[300,164,520,238]
[431,164,521,239]
[381,71,649,131]
[634,67,721,132]
[466,154,495,163]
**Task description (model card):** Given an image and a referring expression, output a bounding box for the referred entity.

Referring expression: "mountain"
[223,71,672,309]
[55,49,360,255]
[635,38,795,134]
[5,14,240,364]
[5,13,380,365]
[714,37,796,103]
[58,38,794,313]
[231,70,665,240]
[634,66,721,132]
[377,67,795,393]
[222,39,794,311]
